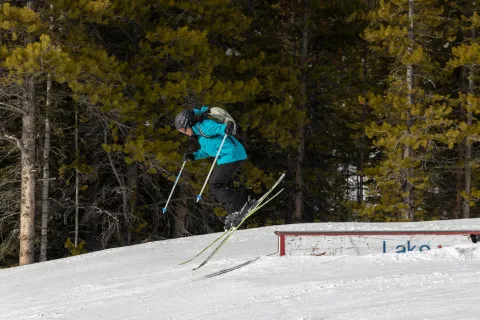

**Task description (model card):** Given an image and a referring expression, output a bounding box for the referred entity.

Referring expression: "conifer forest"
[0,0,479,267]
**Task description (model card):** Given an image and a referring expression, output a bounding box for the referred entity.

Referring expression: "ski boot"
[224,198,258,231]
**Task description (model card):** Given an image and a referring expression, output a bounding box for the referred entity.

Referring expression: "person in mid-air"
[174,106,257,230]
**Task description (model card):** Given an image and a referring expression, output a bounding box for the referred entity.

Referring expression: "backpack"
[198,107,237,137]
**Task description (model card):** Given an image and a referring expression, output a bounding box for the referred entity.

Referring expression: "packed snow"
[1,219,480,320]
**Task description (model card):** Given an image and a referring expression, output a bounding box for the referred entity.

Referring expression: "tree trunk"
[171,185,188,238]
[19,77,36,266]
[40,4,55,261]
[452,142,464,219]
[463,67,474,219]
[358,0,378,205]
[103,125,126,245]
[74,105,80,247]
[40,75,52,262]
[19,0,38,266]
[462,19,475,219]
[294,1,309,221]
[403,0,415,221]
[126,162,138,244]
[358,103,365,205]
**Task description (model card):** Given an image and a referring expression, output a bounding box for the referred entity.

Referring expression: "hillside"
[1,219,480,320]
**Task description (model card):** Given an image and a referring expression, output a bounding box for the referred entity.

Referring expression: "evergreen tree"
[363,0,451,221]
[445,1,480,218]
[0,0,134,264]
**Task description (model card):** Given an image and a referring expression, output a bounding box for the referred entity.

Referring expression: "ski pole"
[196,134,228,202]
[162,160,187,213]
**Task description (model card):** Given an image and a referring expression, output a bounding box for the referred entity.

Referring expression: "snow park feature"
[1,219,480,320]
[275,230,480,256]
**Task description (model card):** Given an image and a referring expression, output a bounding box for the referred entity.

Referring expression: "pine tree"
[0,0,135,264]
[0,1,45,265]
[363,0,450,221]
[445,1,480,218]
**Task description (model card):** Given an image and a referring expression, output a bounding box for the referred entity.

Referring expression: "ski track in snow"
[1,220,480,320]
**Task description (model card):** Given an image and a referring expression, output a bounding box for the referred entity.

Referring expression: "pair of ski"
[180,173,285,270]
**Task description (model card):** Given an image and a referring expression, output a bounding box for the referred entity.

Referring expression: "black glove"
[225,122,235,135]
[183,153,195,162]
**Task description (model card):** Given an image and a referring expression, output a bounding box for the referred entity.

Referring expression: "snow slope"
[1,219,480,320]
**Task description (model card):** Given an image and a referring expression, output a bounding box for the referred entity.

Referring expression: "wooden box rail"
[274,230,480,256]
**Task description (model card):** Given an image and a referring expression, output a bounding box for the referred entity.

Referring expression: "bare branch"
[0,132,22,151]
[0,102,25,115]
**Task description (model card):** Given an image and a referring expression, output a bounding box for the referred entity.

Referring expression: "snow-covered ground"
[1,219,480,320]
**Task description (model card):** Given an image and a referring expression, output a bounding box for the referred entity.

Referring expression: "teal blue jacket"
[191,107,247,164]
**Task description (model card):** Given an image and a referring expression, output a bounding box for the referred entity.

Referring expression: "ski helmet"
[174,109,195,130]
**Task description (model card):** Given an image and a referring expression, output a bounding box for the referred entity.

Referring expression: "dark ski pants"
[209,160,246,215]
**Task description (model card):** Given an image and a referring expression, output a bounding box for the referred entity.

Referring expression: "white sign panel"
[276,231,479,256]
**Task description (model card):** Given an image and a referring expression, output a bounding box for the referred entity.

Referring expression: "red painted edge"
[274,230,480,236]
[279,235,285,256]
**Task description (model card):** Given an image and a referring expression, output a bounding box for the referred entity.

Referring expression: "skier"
[174,106,257,230]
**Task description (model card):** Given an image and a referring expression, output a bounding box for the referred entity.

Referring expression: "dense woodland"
[0,0,479,267]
